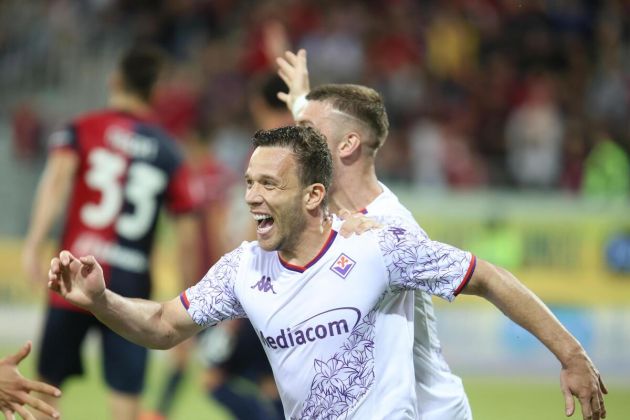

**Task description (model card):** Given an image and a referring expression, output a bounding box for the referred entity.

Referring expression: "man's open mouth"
[253,213,275,234]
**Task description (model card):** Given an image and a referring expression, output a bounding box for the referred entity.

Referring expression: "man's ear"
[304,183,326,210]
[338,132,361,159]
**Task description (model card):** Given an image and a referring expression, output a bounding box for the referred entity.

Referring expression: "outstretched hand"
[0,341,61,420]
[48,250,106,309]
[560,353,607,420]
[276,49,310,115]
[338,209,381,238]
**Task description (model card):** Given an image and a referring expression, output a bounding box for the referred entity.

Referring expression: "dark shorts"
[37,307,148,395]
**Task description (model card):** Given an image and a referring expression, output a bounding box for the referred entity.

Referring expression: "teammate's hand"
[0,341,61,420]
[560,352,607,420]
[48,250,106,309]
[338,209,381,238]
[276,49,310,115]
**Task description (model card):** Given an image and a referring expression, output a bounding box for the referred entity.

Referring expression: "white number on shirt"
[80,148,167,240]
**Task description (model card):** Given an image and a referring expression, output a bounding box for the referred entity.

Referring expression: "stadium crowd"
[2,0,629,197]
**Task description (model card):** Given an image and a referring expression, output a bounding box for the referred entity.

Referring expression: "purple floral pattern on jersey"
[297,309,377,420]
[377,223,472,302]
[185,246,246,326]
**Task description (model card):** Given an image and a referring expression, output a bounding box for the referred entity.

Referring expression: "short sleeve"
[180,245,247,326]
[377,223,476,302]
[48,125,77,153]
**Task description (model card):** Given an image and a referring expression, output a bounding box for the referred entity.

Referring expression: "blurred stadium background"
[1,0,629,419]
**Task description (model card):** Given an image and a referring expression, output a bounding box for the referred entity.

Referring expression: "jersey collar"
[278,230,338,273]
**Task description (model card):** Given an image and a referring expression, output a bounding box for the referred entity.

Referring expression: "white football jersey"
[182,219,475,419]
[362,184,473,419]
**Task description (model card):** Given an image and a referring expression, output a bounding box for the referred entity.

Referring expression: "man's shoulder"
[368,185,417,224]
[71,108,121,126]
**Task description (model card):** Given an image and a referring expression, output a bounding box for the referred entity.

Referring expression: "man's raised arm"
[48,250,203,350]
[276,49,310,116]
[462,260,607,420]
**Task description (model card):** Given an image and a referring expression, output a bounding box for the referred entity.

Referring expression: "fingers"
[598,376,608,394]
[79,255,98,277]
[59,250,76,266]
[277,69,290,88]
[10,402,34,420]
[277,92,289,105]
[20,392,60,419]
[283,50,299,65]
[6,341,31,365]
[590,394,601,420]
[597,378,607,418]
[563,388,575,417]
[339,225,353,238]
[579,395,593,420]
[22,377,61,398]
[276,56,295,78]
[2,407,15,420]
[49,257,61,278]
[48,277,62,294]
[338,209,352,220]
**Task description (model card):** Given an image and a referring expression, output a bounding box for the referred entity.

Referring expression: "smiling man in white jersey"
[276,50,607,420]
[48,125,606,420]
[46,125,470,419]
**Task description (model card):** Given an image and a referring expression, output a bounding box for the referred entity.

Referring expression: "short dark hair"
[306,84,390,152]
[253,126,332,207]
[119,44,165,102]
[261,74,289,110]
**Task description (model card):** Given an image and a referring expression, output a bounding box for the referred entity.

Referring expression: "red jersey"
[49,109,198,310]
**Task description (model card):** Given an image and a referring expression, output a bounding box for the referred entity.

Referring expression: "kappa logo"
[330,253,356,279]
[250,275,276,294]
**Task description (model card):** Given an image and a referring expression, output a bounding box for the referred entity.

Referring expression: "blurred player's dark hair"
[119,44,166,102]
[260,74,288,110]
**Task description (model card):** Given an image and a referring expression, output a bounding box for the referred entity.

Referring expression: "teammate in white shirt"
[48,125,605,420]
[276,50,606,420]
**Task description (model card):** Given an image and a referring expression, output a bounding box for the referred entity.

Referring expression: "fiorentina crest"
[330,253,356,279]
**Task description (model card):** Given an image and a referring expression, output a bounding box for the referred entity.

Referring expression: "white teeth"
[252,214,272,221]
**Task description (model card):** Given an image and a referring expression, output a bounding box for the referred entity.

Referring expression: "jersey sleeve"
[180,245,247,326]
[376,223,476,302]
[47,124,77,153]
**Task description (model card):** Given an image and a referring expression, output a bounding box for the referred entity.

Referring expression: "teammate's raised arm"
[462,260,607,420]
[276,49,310,115]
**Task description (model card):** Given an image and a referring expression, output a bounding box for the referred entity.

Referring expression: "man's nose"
[245,183,263,205]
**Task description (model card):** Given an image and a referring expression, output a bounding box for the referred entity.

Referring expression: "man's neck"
[329,165,382,214]
[109,92,152,116]
[279,218,333,267]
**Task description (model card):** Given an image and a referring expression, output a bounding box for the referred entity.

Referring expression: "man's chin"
[257,237,278,252]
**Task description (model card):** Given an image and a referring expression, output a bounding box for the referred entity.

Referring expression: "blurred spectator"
[409,118,447,188]
[505,73,564,189]
[581,130,630,200]
[425,5,479,82]
[1,0,629,191]
[300,4,365,84]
